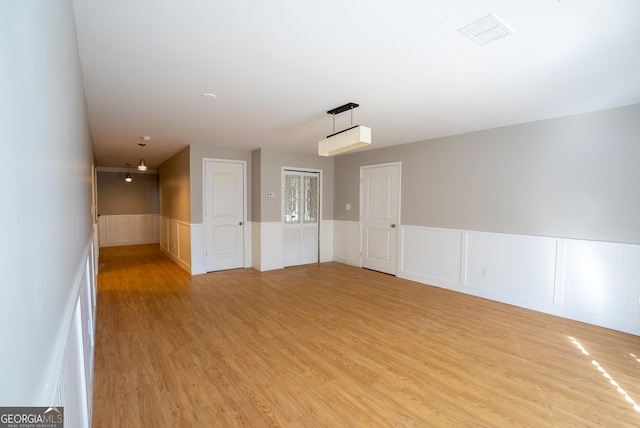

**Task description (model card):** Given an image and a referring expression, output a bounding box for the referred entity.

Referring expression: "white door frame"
[281,167,322,266]
[202,158,247,271]
[359,161,402,274]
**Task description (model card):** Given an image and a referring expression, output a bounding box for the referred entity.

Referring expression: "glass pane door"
[285,174,301,224]
[303,175,318,224]
[283,170,320,266]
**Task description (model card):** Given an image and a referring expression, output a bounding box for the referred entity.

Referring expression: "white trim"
[396,224,640,336]
[161,246,191,273]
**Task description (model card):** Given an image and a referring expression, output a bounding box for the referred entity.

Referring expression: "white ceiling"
[73,0,640,169]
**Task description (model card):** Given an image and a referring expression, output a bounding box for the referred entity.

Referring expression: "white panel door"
[283,171,319,267]
[361,163,400,275]
[205,160,245,271]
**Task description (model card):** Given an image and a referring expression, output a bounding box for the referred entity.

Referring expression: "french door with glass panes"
[283,170,320,267]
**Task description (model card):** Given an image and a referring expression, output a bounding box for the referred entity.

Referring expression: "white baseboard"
[161,245,191,273]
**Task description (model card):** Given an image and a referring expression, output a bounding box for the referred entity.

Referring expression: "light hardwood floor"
[92,245,640,427]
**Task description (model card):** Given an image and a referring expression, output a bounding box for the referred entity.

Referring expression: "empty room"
[2,0,639,427]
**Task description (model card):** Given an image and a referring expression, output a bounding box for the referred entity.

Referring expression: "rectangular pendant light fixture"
[318,125,371,156]
[318,102,371,156]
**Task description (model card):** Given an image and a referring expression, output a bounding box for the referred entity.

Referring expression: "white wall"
[0,0,96,413]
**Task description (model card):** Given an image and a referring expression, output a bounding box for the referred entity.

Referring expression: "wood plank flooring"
[92,244,640,427]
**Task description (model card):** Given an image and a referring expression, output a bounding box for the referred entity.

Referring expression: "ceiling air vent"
[459,14,515,46]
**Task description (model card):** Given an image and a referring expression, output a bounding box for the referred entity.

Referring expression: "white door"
[361,163,400,275]
[204,160,245,271]
[283,170,320,267]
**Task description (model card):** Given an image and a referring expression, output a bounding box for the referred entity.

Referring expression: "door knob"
[391,224,396,228]
[239,221,243,226]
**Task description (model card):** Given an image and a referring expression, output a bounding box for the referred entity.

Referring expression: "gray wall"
[97,171,159,215]
[254,149,334,223]
[159,146,191,223]
[0,0,95,403]
[162,146,334,224]
[335,104,640,244]
[252,149,262,222]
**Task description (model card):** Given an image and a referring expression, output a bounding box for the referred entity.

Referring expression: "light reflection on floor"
[569,337,640,413]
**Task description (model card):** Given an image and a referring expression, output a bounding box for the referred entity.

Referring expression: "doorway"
[360,162,401,275]
[204,159,246,271]
[283,169,320,267]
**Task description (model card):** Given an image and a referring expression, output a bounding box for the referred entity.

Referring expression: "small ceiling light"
[137,136,150,171]
[201,93,217,99]
[318,103,371,156]
[125,163,133,183]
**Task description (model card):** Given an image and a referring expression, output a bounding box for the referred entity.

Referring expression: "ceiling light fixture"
[318,103,371,156]
[125,163,133,182]
[137,136,150,171]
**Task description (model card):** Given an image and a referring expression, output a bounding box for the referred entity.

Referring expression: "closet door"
[204,160,245,271]
[361,162,400,275]
[283,171,319,267]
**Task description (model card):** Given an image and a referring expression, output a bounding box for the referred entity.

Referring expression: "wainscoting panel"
[397,225,639,335]
[252,221,329,270]
[178,222,191,265]
[80,253,96,420]
[159,217,168,250]
[51,238,97,427]
[251,221,261,270]
[333,220,360,267]
[320,220,334,263]
[190,224,205,275]
[243,221,252,268]
[556,239,640,325]
[168,221,179,257]
[160,217,191,273]
[98,214,159,247]
[464,232,557,304]
[255,222,284,272]
[401,226,462,285]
